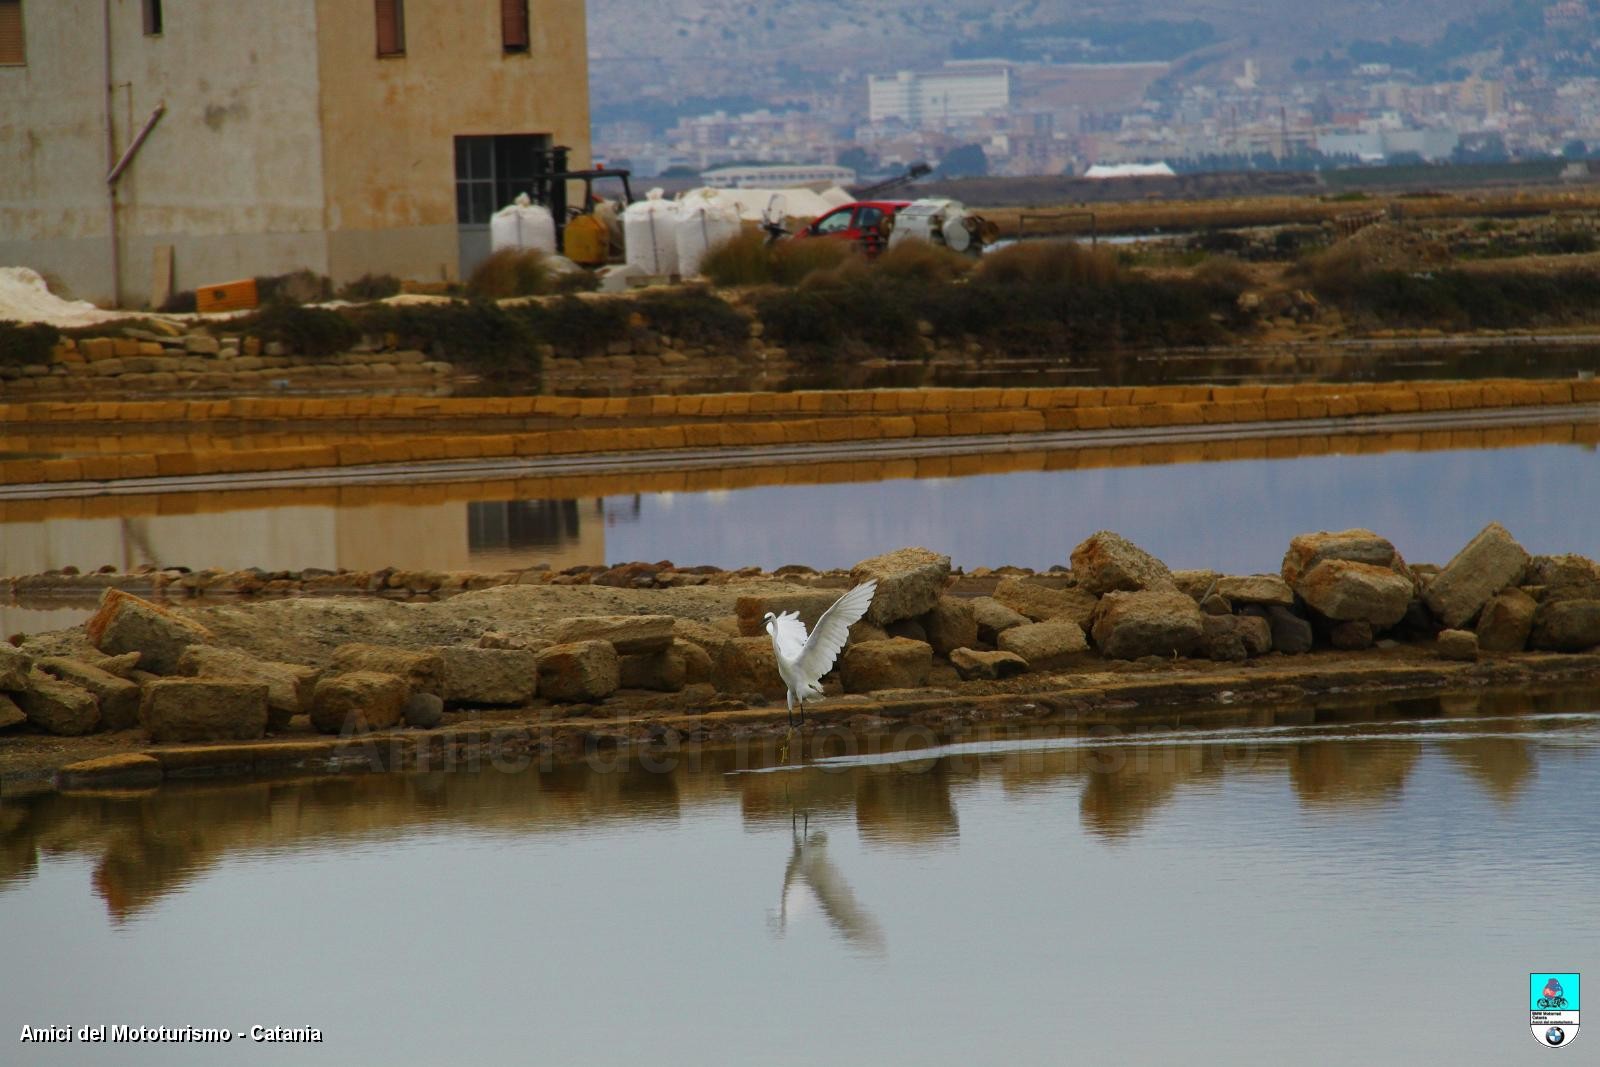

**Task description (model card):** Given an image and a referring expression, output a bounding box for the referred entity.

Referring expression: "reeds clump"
[702,229,857,287]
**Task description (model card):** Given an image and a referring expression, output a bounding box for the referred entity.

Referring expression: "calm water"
[3,691,1598,1064]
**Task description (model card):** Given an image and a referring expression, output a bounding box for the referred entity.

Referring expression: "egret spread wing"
[771,611,810,663]
[795,579,877,684]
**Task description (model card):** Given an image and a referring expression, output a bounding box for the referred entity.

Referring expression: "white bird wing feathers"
[775,579,878,688]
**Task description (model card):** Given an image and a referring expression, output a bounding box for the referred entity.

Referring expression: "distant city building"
[868,64,1012,127]
[700,164,856,188]
[1083,162,1176,178]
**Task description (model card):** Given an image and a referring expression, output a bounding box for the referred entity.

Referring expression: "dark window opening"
[0,0,25,66]
[142,0,162,36]
[453,134,552,225]
[375,0,405,57]
[501,0,529,52]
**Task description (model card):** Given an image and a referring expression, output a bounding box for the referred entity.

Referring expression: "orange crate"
[195,278,259,313]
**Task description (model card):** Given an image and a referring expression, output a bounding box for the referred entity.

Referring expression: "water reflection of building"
[0,495,610,603]
[466,499,610,571]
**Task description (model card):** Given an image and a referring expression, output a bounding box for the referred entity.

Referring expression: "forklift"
[527,145,635,267]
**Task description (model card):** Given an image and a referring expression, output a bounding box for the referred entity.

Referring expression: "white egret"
[763,579,877,727]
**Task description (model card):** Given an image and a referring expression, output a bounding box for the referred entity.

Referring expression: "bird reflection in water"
[770,806,885,956]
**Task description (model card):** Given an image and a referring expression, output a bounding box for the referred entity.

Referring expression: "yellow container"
[195,278,259,313]
[563,214,609,267]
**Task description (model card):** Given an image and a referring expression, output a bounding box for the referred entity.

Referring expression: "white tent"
[681,186,852,226]
[1083,162,1177,179]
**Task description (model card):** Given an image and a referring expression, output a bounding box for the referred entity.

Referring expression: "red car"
[793,200,910,255]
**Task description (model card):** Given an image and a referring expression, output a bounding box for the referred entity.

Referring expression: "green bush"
[337,273,402,302]
[255,269,333,306]
[508,294,629,358]
[353,300,541,380]
[0,321,61,367]
[159,289,198,314]
[632,287,748,349]
[236,303,360,358]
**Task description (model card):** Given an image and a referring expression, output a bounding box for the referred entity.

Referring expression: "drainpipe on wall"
[102,0,120,308]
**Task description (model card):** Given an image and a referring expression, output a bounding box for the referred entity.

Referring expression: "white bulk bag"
[623,188,681,276]
[490,193,557,255]
[675,189,743,277]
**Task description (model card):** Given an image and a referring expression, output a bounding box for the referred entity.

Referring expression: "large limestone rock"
[839,638,933,693]
[949,648,1029,681]
[1070,532,1175,596]
[1476,588,1537,653]
[923,597,978,657]
[1089,590,1204,660]
[552,615,675,654]
[1436,629,1478,661]
[17,672,100,736]
[0,694,23,731]
[535,640,620,702]
[620,647,688,692]
[734,590,845,637]
[329,644,442,695]
[850,548,950,625]
[992,577,1099,628]
[429,646,538,705]
[1262,605,1313,654]
[1213,575,1295,608]
[1530,600,1600,652]
[1422,522,1530,629]
[997,620,1090,671]
[38,657,141,731]
[1198,614,1272,661]
[1172,569,1221,602]
[178,645,318,731]
[309,671,407,734]
[710,636,785,698]
[972,596,1030,645]
[403,692,445,729]
[674,639,714,686]
[1527,554,1600,601]
[86,588,212,674]
[141,678,269,742]
[1294,560,1412,628]
[0,645,31,691]
[1281,529,1399,587]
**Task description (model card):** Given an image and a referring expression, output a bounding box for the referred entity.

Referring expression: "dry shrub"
[798,254,871,291]
[1191,255,1254,296]
[701,229,773,286]
[702,230,858,287]
[770,237,855,285]
[1288,243,1371,300]
[467,249,550,300]
[975,240,1123,287]
[871,238,972,283]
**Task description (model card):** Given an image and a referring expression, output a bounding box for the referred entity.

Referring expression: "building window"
[454,134,551,224]
[501,0,529,52]
[0,1,25,66]
[375,0,405,57]
[142,0,162,36]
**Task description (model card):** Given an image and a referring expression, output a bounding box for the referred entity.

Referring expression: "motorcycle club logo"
[1531,973,1580,1048]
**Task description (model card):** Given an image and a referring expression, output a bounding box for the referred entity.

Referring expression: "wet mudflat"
[2,689,1597,1064]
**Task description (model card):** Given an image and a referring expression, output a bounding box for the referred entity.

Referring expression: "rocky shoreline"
[3,525,1599,791]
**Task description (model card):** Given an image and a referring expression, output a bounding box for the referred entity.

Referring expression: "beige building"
[0,0,590,308]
